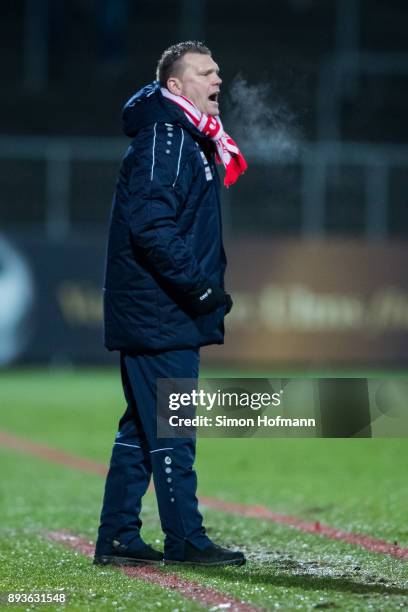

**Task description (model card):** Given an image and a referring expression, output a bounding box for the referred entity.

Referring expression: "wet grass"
[0,450,202,612]
[0,368,407,610]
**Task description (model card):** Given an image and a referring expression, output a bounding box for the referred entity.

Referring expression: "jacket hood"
[122,81,208,143]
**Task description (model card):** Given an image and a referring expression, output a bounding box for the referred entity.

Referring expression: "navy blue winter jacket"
[103,81,228,353]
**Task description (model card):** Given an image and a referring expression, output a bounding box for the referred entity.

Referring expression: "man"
[94,41,247,567]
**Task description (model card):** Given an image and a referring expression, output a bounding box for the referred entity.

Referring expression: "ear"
[167,76,183,96]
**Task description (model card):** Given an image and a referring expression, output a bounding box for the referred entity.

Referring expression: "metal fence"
[0,136,407,239]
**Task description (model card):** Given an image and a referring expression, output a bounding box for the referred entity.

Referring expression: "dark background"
[0,0,407,366]
[1,0,407,235]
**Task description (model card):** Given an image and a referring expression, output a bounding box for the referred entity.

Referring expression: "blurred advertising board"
[216,239,408,366]
[1,233,408,366]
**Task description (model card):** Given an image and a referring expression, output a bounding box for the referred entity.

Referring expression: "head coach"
[94,41,247,567]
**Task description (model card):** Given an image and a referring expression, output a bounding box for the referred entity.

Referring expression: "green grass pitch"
[0,368,407,610]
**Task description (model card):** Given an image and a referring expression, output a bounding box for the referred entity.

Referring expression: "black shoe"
[164,542,246,567]
[93,540,163,566]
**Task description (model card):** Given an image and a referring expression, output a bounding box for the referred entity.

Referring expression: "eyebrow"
[201,67,220,76]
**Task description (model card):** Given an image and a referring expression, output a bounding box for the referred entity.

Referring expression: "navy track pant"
[96,348,211,559]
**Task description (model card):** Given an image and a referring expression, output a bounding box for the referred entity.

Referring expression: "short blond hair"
[156,41,211,87]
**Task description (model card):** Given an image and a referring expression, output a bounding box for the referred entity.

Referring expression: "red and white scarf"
[161,87,247,187]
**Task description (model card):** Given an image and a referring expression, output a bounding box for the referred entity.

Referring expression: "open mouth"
[208,93,219,103]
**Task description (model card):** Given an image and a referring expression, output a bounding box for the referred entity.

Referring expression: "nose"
[214,74,222,86]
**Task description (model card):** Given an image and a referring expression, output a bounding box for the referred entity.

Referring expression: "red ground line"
[2,429,407,561]
[199,498,408,560]
[45,530,261,612]
[0,430,107,477]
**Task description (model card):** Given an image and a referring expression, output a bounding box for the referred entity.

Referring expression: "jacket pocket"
[104,288,159,341]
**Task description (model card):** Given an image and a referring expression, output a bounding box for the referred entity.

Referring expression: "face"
[168,52,222,116]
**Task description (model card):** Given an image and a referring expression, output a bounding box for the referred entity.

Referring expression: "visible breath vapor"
[225,76,302,161]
